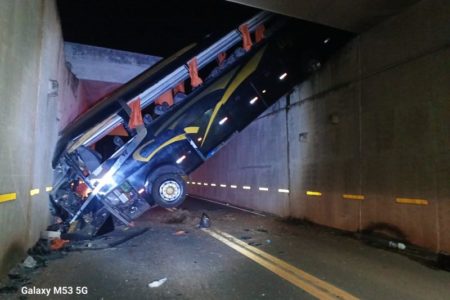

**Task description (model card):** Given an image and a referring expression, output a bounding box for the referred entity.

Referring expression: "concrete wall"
[0,0,76,276]
[189,0,450,253]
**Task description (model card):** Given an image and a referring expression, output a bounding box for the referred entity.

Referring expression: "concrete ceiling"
[227,0,421,32]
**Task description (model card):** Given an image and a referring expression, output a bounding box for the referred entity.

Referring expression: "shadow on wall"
[0,241,26,277]
[361,222,408,242]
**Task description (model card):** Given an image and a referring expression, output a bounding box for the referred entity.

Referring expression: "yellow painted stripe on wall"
[396,198,428,206]
[306,191,322,196]
[46,186,53,192]
[0,193,17,203]
[342,194,365,200]
[30,189,40,196]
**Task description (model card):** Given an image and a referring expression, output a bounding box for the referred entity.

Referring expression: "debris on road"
[50,238,70,251]
[148,277,167,288]
[388,241,406,250]
[248,241,262,247]
[199,213,211,228]
[22,256,37,269]
[173,230,188,236]
[40,230,61,240]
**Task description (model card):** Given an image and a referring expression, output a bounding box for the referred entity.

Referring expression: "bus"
[50,13,349,236]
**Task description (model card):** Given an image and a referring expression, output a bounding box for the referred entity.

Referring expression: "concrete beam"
[227,0,420,32]
[64,42,161,83]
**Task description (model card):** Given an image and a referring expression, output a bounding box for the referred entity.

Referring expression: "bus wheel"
[151,173,186,208]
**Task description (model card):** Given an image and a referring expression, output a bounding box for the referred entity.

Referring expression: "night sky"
[57,0,258,57]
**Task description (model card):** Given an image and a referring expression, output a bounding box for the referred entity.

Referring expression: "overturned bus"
[50,12,349,236]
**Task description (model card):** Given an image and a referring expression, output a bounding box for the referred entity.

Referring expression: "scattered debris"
[199,213,211,228]
[50,239,70,251]
[256,228,268,233]
[28,239,51,256]
[173,230,187,236]
[148,277,167,288]
[240,236,252,240]
[22,256,37,269]
[40,230,61,240]
[388,241,406,250]
[67,227,148,251]
[248,241,262,247]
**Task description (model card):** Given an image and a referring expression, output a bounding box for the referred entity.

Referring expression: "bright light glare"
[95,174,116,187]
[176,155,186,164]
[279,73,287,80]
[262,90,267,94]
[219,117,228,125]
[323,37,330,44]
[249,97,258,105]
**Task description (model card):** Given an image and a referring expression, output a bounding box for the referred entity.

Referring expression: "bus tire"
[151,173,186,208]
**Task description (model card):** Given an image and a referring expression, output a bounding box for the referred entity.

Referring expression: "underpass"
[0,0,449,299]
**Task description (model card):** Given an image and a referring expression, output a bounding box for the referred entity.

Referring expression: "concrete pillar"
[0,0,77,276]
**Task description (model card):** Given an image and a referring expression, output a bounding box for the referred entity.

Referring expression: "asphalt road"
[5,197,450,299]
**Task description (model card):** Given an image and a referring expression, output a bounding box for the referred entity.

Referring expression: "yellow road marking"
[0,193,16,203]
[342,194,365,200]
[306,191,322,196]
[396,198,428,206]
[30,189,40,196]
[203,228,359,300]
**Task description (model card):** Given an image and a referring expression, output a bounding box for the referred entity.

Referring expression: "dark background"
[57,0,258,57]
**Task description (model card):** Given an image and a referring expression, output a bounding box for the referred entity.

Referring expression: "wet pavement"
[2,197,450,299]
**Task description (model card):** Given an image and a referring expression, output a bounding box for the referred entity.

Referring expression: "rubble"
[148,277,167,288]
